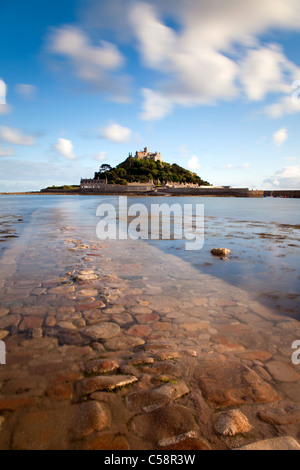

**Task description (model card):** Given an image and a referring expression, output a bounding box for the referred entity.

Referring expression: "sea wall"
[80,183,153,194]
[263,190,300,198]
[154,187,264,197]
[80,182,264,197]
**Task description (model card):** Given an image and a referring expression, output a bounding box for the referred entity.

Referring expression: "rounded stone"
[0,330,9,340]
[130,404,198,444]
[104,334,145,351]
[77,274,98,281]
[0,416,5,430]
[211,248,230,257]
[266,361,300,383]
[84,322,120,340]
[19,316,43,331]
[45,316,56,327]
[31,328,43,339]
[0,314,20,329]
[0,308,9,318]
[77,289,98,297]
[57,321,77,331]
[214,409,253,436]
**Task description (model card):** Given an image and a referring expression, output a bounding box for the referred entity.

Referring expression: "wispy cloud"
[0,146,14,157]
[240,163,251,168]
[126,0,300,119]
[99,123,131,143]
[0,126,35,146]
[217,162,250,170]
[43,1,300,119]
[0,78,7,105]
[264,164,300,188]
[94,151,107,162]
[0,104,11,115]
[140,88,173,120]
[53,138,76,160]
[240,44,293,101]
[273,127,288,146]
[264,94,300,118]
[15,84,37,100]
[0,78,11,114]
[187,155,201,171]
[47,26,130,102]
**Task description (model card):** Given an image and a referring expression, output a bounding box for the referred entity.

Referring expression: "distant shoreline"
[0,191,80,196]
[1,189,300,198]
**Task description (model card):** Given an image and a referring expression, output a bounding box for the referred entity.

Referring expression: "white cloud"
[0,104,11,115]
[239,45,293,101]
[0,126,35,146]
[0,78,7,104]
[131,2,239,119]
[44,0,300,119]
[0,146,14,157]
[265,95,300,118]
[273,127,288,146]
[264,164,300,188]
[94,151,107,162]
[187,155,201,171]
[99,123,131,143]
[16,84,37,100]
[47,26,130,101]
[217,162,250,170]
[140,88,173,120]
[285,156,297,160]
[53,138,76,160]
[0,78,11,114]
[49,26,124,74]
[125,0,300,119]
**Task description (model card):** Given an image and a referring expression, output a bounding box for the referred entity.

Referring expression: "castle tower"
[133,147,163,162]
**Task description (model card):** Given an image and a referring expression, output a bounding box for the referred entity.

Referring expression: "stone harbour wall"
[80,181,264,197]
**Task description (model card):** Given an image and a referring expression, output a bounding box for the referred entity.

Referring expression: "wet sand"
[0,216,300,450]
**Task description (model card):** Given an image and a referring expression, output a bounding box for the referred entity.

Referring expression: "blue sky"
[1,0,300,191]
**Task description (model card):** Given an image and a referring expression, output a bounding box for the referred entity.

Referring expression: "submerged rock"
[211,248,231,258]
[258,406,300,425]
[130,403,198,444]
[0,416,5,430]
[126,381,189,412]
[76,374,138,395]
[214,409,253,436]
[195,361,280,407]
[71,401,111,440]
[234,436,300,451]
[83,359,119,375]
[83,322,120,340]
[0,308,9,318]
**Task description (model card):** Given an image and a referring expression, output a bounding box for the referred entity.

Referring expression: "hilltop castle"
[129,146,162,162]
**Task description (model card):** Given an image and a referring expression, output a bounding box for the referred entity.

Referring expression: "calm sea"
[0,194,299,319]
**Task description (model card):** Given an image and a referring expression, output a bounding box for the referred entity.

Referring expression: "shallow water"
[1,195,299,319]
[0,194,300,450]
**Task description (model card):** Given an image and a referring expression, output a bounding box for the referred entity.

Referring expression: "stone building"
[129,146,162,162]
